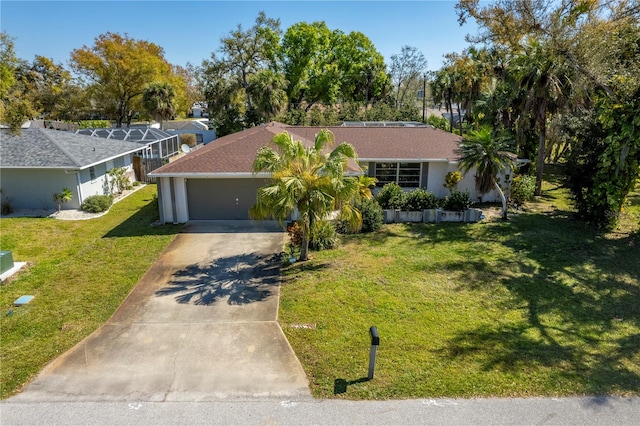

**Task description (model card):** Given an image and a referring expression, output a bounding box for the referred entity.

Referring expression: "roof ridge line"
[39,128,83,168]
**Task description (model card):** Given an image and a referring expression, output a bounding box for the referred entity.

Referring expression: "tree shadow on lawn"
[432,212,640,394]
[155,253,280,305]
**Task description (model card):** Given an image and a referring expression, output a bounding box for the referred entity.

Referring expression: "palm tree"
[457,126,515,220]
[249,69,288,122]
[513,41,572,195]
[53,187,73,212]
[251,129,361,261]
[142,82,176,129]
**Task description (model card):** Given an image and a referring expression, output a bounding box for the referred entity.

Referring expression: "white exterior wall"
[426,162,452,199]
[0,154,137,212]
[0,169,80,210]
[78,162,109,199]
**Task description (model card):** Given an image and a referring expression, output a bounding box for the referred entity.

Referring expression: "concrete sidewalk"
[11,221,310,402]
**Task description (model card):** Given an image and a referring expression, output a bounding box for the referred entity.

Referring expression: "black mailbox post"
[368,326,380,380]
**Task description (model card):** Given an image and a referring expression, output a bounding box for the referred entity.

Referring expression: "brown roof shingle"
[150,122,462,176]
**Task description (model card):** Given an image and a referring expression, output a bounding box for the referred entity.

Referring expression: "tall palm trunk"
[300,216,311,261]
[495,180,508,220]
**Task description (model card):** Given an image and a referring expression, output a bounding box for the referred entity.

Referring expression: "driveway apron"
[14,221,311,402]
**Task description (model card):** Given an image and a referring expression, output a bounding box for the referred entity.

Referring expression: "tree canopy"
[70,32,182,127]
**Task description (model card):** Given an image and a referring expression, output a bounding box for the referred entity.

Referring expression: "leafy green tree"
[334,30,389,107]
[251,129,362,261]
[280,21,338,111]
[16,55,74,120]
[0,33,37,133]
[458,126,516,220]
[218,11,281,108]
[142,82,176,129]
[70,32,175,127]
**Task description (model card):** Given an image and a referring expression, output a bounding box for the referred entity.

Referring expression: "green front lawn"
[0,186,181,399]
[280,180,640,399]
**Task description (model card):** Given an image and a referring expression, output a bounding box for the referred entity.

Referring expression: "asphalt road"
[2,396,639,425]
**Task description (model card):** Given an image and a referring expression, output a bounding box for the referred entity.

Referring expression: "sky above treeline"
[2,1,480,71]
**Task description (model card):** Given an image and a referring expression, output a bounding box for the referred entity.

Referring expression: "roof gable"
[1,128,144,169]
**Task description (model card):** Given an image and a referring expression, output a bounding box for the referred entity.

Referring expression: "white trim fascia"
[78,148,146,170]
[148,172,272,179]
[359,158,452,163]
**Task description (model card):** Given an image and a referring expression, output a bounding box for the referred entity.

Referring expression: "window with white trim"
[374,162,421,188]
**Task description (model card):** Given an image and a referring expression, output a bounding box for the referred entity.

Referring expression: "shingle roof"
[1,128,145,169]
[150,122,463,177]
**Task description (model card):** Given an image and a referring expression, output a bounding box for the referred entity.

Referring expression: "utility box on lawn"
[0,251,14,274]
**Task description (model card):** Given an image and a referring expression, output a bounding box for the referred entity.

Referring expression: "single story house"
[150,122,518,223]
[0,128,145,211]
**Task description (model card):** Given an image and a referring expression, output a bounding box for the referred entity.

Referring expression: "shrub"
[359,198,384,233]
[310,220,338,251]
[107,167,132,194]
[403,188,439,210]
[180,133,197,147]
[510,174,536,206]
[78,120,111,129]
[376,183,405,209]
[81,195,113,213]
[444,171,463,192]
[335,198,383,234]
[442,191,473,211]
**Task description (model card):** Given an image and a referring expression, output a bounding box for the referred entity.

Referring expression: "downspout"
[64,169,84,207]
[76,172,84,206]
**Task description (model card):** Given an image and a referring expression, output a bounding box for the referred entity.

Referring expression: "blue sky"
[1,1,480,71]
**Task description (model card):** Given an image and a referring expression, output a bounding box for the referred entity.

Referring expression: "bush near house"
[404,188,439,210]
[81,195,113,213]
[335,198,384,234]
[442,190,474,211]
[376,183,405,209]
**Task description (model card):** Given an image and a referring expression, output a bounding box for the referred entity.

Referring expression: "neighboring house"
[189,102,208,118]
[164,120,217,145]
[150,122,519,223]
[75,127,181,160]
[0,128,145,211]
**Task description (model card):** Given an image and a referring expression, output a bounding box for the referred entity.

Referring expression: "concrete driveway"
[13,221,310,402]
